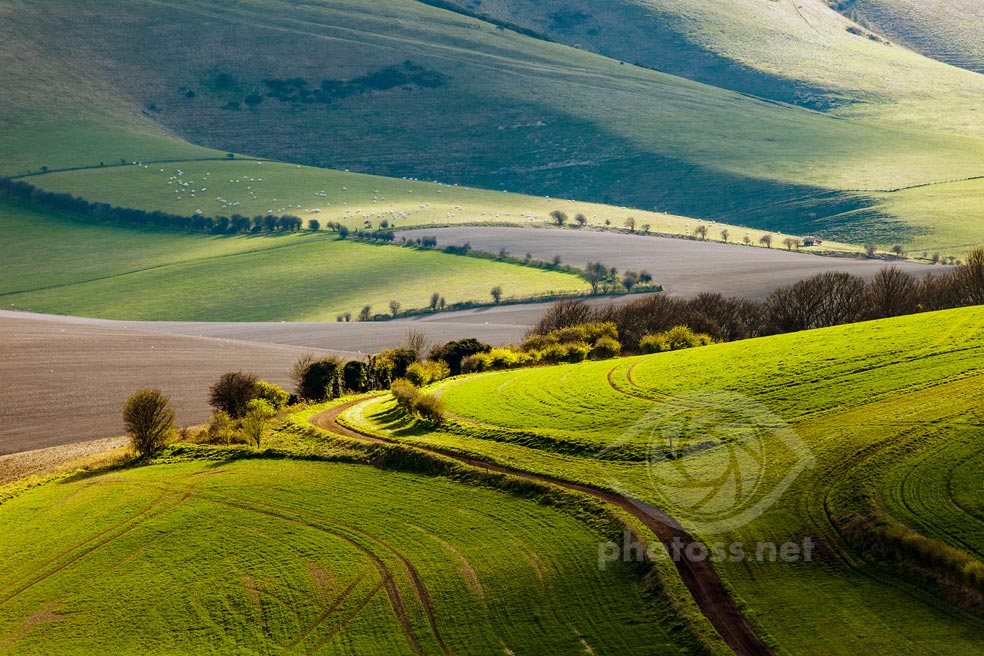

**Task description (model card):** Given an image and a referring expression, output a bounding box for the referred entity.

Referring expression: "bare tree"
[530,299,593,335]
[359,305,372,321]
[575,213,587,227]
[624,217,636,232]
[866,266,917,319]
[490,286,503,303]
[783,237,798,251]
[759,234,773,249]
[765,272,866,332]
[721,229,730,243]
[402,329,429,360]
[389,300,402,317]
[694,225,708,240]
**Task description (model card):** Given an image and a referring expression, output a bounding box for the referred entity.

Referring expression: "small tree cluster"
[530,250,984,352]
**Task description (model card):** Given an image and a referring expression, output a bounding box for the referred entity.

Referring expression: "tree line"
[0,178,304,234]
[533,251,984,352]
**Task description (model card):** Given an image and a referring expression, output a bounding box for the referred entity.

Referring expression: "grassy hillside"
[0,458,682,654]
[4,0,984,250]
[422,0,984,136]
[0,200,589,321]
[849,0,984,74]
[342,306,984,654]
[29,159,836,248]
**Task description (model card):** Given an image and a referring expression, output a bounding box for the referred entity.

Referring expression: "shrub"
[390,378,420,411]
[343,360,370,393]
[121,389,175,457]
[639,326,715,353]
[375,347,418,380]
[297,357,344,401]
[591,336,622,359]
[429,338,492,376]
[405,360,451,387]
[255,380,290,409]
[412,394,446,424]
[208,371,259,418]
[205,411,238,445]
[241,399,276,448]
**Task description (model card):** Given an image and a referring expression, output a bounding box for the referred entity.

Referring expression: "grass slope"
[0,200,588,321]
[344,306,984,654]
[440,0,984,136]
[0,458,679,654]
[850,0,984,74]
[4,0,984,249]
[29,159,846,249]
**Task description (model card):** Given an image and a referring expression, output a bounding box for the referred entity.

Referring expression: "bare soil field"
[0,316,337,455]
[400,227,939,299]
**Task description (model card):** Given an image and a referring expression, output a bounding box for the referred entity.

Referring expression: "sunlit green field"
[28,159,793,246]
[0,458,681,654]
[5,0,984,250]
[0,199,588,321]
[342,306,984,654]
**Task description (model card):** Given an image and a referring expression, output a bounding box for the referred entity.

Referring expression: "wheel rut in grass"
[310,400,772,656]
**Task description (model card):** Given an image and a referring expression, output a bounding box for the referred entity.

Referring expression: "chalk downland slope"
[848,0,984,75]
[0,458,684,654]
[344,306,984,654]
[4,0,984,249]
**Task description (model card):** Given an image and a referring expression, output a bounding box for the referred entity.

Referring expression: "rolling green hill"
[0,457,685,654]
[437,0,984,133]
[846,0,984,74]
[3,0,984,251]
[342,306,984,654]
[27,159,818,249]
[0,199,589,321]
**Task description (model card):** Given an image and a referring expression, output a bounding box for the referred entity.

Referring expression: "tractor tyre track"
[311,400,772,656]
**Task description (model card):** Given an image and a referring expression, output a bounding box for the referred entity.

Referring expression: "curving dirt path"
[310,400,772,656]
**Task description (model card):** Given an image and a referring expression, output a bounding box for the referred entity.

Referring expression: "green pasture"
[0,458,678,654]
[0,199,588,321]
[342,306,984,654]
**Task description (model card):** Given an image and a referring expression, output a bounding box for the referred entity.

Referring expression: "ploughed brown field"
[0,309,542,455]
[0,315,333,455]
[400,227,939,299]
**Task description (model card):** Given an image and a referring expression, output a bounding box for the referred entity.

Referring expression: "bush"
[390,378,420,411]
[639,326,715,353]
[205,411,238,445]
[591,336,622,359]
[429,338,492,376]
[343,360,370,393]
[412,394,446,424]
[405,360,451,387]
[241,399,276,448]
[208,371,259,418]
[122,389,175,457]
[297,357,344,401]
[255,380,290,409]
[375,347,418,380]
